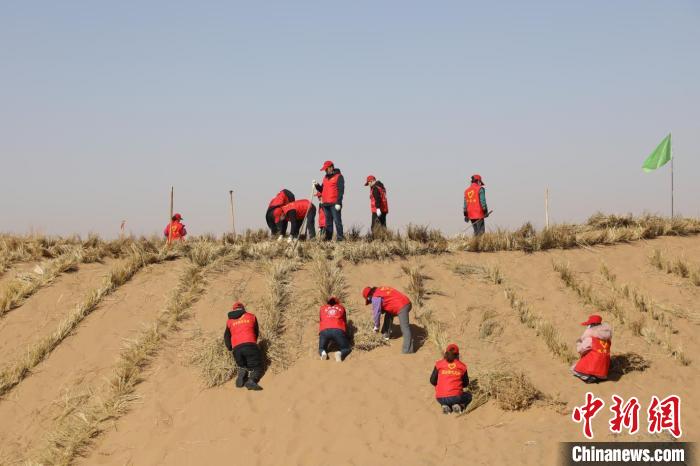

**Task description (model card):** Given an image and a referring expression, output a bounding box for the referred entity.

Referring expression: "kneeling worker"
[223,302,264,390]
[319,297,352,362]
[362,286,413,354]
[430,343,471,414]
[572,314,612,383]
[279,199,316,240]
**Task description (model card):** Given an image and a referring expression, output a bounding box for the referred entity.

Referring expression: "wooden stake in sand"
[167,186,174,245]
[120,220,126,239]
[229,190,236,238]
[545,188,550,229]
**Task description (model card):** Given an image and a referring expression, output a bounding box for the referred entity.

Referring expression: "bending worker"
[266,189,295,237]
[164,213,187,242]
[362,286,413,354]
[223,302,264,391]
[314,160,345,241]
[365,175,389,230]
[572,314,612,384]
[279,198,316,240]
[464,174,488,236]
[430,343,471,414]
[319,297,352,362]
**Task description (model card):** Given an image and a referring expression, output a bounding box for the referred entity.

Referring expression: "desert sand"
[0,235,698,465]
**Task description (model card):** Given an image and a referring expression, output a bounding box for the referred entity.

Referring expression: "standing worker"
[430,343,472,414]
[365,175,389,231]
[279,199,316,241]
[223,302,264,391]
[266,189,295,237]
[318,297,352,362]
[464,174,488,236]
[163,213,187,242]
[571,314,612,384]
[314,160,345,241]
[362,286,413,354]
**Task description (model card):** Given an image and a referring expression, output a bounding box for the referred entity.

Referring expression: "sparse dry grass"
[609,352,651,377]
[650,249,700,287]
[554,261,691,366]
[459,366,545,416]
[401,262,430,307]
[0,246,178,397]
[258,259,296,372]
[32,246,226,465]
[479,309,503,340]
[402,263,447,353]
[189,330,237,388]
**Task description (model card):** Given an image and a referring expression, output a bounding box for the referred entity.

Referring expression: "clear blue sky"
[1,1,698,237]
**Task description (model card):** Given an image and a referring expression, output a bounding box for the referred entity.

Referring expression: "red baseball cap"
[173,213,183,220]
[320,160,335,171]
[580,314,602,326]
[362,286,372,303]
[446,343,459,354]
[232,301,245,311]
[471,174,484,185]
[364,175,376,186]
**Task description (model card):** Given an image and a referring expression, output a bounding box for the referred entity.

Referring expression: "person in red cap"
[314,160,345,241]
[223,302,264,390]
[318,297,352,362]
[315,191,326,231]
[430,343,471,414]
[572,314,612,383]
[464,174,489,236]
[365,175,389,231]
[362,286,413,353]
[266,189,295,237]
[163,213,187,242]
[278,199,316,241]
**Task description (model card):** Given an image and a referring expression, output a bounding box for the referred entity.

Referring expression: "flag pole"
[544,187,550,229]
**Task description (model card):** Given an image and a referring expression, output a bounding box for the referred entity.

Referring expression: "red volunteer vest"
[321,173,341,204]
[226,312,258,348]
[574,337,611,379]
[164,221,186,240]
[435,359,468,398]
[281,199,310,220]
[464,183,485,220]
[370,185,389,214]
[319,303,347,332]
[373,287,411,315]
[268,191,290,209]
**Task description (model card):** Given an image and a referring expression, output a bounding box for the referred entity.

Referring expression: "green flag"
[642,133,672,172]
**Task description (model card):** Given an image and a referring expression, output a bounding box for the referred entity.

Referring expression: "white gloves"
[287,236,293,243]
[373,326,379,332]
[376,209,381,216]
[312,179,317,186]
[335,204,341,211]
[276,235,283,242]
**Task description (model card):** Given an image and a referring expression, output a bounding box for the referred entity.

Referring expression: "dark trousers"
[437,392,472,407]
[289,205,316,239]
[471,218,485,236]
[321,204,344,241]
[371,212,387,230]
[318,328,352,360]
[232,343,264,382]
[266,208,288,236]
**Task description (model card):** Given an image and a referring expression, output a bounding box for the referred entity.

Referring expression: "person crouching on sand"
[571,314,612,384]
[430,344,471,414]
[319,297,352,362]
[362,286,414,354]
[224,302,264,391]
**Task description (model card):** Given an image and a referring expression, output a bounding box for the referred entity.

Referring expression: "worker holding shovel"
[464,174,489,236]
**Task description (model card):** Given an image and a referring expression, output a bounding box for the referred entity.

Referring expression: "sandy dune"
[0,237,698,465]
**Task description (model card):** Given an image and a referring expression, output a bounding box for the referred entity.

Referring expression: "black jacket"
[223,309,260,351]
[371,181,386,211]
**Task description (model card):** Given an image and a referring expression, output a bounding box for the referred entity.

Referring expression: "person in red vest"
[266,189,295,237]
[430,343,471,414]
[279,199,316,241]
[314,160,345,241]
[464,174,489,236]
[572,314,612,383]
[318,297,352,362]
[315,191,326,231]
[362,286,413,353]
[163,213,187,242]
[365,175,389,230]
[223,302,264,390]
